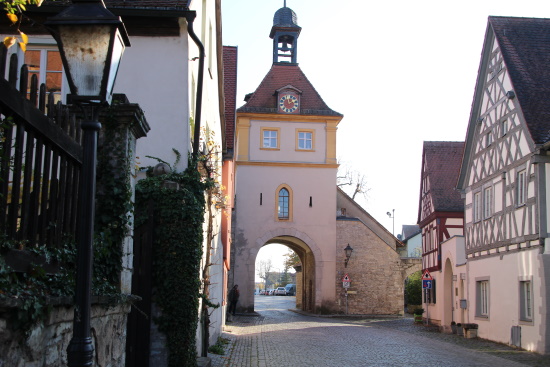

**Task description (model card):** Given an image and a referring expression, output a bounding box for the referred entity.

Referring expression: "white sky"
[221,1,550,268]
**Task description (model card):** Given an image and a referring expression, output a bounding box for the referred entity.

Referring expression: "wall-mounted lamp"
[387,209,395,236]
[344,244,353,268]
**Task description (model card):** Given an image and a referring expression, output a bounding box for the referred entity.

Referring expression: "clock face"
[279,94,299,113]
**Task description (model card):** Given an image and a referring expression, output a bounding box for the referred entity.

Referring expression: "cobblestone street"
[208,296,550,367]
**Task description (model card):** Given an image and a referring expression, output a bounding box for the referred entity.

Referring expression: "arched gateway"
[237,229,325,313]
[230,5,420,315]
[231,4,341,314]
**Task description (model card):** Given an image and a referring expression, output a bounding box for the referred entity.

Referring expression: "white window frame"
[23,44,67,104]
[476,279,489,318]
[261,127,280,150]
[501,119,509,136]
[483,186,492,219]
[473,191,482,222]
[517,170,526,206]
[520,280,533,322]
[296,130,314,151]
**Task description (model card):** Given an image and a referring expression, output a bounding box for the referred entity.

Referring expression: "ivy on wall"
[135,158,208,367]
[0,105,133,332]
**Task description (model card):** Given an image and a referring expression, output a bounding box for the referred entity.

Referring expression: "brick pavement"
[208,296,550,367]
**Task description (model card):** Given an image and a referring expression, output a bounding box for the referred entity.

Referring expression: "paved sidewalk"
[208,297,550,367]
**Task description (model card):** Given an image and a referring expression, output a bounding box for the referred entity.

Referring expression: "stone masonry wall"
[0,303,130,367]
[336,220,405,315]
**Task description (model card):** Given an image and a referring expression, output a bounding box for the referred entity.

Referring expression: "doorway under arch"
[232,227,323,314]
[259,235,316,313]
[443,258,454,326]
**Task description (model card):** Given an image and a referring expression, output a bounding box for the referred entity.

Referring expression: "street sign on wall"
[342,274,351,288]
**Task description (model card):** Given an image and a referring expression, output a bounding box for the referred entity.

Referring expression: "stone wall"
[0,302,130,367]
[336,220,406,315]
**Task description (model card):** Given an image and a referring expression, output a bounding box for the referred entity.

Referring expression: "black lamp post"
[45,2,130,366]
[344,244,353,268]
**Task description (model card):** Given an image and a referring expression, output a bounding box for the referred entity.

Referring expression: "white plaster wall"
[114,35,190,172]
[425,236,465,326]
[407,233,422,257]
[466,248,544,352]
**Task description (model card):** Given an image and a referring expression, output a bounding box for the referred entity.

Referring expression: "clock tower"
[231,4,343,314]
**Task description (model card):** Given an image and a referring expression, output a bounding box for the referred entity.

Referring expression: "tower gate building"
[232,5,342,313]
[231,5,419,314]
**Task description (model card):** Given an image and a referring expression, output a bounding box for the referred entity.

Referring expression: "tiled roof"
[237,64,342,116]
[490,16,550,144]
[44,0,190,10]
[422,141,465,213]
[223,46,238,152]
[401,224,420,241]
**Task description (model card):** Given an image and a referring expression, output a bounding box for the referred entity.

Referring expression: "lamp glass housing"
[344,244,353,259]
[55,24,125,103]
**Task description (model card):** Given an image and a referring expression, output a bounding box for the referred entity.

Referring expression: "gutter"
[184,11,205,161]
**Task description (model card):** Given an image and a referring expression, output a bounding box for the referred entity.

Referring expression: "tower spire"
[270,5,301,64]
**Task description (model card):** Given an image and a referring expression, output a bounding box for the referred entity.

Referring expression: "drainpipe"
[185,11,209,358]
[185,11,205,162]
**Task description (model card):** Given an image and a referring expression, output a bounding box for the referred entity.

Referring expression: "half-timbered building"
[457,16,550,354]
[418,141,465,325]
[419,141,465,272]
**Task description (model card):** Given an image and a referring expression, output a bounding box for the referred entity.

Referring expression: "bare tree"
[337,162,370,201]
[257,258,273,290]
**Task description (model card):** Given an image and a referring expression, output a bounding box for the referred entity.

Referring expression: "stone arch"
[400,258,422,281]
[251,228,323,312]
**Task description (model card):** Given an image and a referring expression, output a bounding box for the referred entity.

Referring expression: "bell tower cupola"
[270,2,301,64]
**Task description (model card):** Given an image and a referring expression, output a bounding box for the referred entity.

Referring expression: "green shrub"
[405,270,422,305]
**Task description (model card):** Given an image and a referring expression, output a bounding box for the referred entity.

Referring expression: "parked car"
[285,284,296,296]
[275,287,287,295]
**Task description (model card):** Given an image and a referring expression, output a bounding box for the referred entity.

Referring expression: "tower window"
[296,130,314,150]
[278,188,289,219]
[275,185,293,221]
[261,127,280,149]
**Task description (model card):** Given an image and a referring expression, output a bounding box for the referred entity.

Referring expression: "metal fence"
[0,44,82,250]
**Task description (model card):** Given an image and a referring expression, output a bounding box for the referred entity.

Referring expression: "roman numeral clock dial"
[279,94,299,113]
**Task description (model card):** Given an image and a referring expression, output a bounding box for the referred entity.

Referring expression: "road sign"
[342,274,351,282]
[422,279,432,289]
[422,270,433,281]
[343,281,351,288]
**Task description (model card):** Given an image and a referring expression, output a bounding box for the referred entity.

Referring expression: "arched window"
[278,188,289,219]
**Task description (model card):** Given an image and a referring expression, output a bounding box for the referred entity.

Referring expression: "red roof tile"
[237,64,342,116]
[421,141,465,215]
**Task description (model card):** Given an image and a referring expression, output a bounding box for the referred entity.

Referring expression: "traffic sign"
[342,274,351,282]
[343,281,351,288]
[422,270,433,281]
[422,279,432,289]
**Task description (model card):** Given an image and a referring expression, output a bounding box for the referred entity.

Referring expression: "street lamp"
[387,209,395,236]
[344,244,353,268]
[45,2,130,366]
